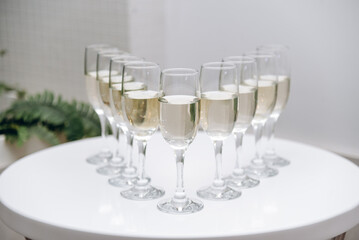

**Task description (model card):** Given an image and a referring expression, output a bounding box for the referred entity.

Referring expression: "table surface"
[0,133,359,240]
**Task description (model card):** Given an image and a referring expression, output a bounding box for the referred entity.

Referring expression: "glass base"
[108,167,138,188]
[96,155,126,176]
[96,165,124,176]
[264,154,290,167]
[225,173,260,189]
[197,185,241,201]
[86,151,112,165]
[245,163,279,179]
[121,181,165,201]
[157,197,203,214]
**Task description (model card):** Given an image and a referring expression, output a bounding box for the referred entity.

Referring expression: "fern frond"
[69,100,100,137]
[29,125,60,145]
[1,125,30,146]
[64,114,85,141]
[9,100,66,125]
[1,90,100,146]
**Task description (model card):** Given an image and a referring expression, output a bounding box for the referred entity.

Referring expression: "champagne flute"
[244,52,279,178]
[96,49,129,176]
[197,62,241,200]
[120,61,165,200]
[222,56,260,189]
[257,44,291,167]
[84,44,113,165]
[107,56,146,187]
[157,68,203,214]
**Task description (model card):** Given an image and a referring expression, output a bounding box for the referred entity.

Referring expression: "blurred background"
[1,0,358,160]
[0,0,358,239]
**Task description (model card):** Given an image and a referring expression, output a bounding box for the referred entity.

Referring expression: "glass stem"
[266,116,278,156]
[173,149,187,203]
[125,132,134,169]
[111,125,123,165]
[121,131,136,177]
[213,140,225,188]
[98,113,111,155]
[111,122,118,154]
[136,140,149,187]
[110,121,118,141]
[103,119,119,163]
[233,131,245,176]
[99,113,106,140]
[252,123,265,165]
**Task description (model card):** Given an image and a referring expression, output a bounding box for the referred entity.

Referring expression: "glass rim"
[124,61,160,70]
[244,51,276,59]
[99,53,129,60]
[257,44,290,51]
[85,44,111,50]
[162,68,198,76]
[201,61,236,70]
[111,55,144,63]
[222,56,256,64]
[98,49,128,56]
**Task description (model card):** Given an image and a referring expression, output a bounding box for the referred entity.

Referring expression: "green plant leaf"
[69,99,100,138]
[15,126,29,146]
[29,125,60,146]
[0,49,6,57]
[64,114,84,141]
[1,90,100,146]
[9,101,66,125]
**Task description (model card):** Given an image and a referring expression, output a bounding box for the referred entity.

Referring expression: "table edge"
[1,136,359,240]
[1,199,358,240]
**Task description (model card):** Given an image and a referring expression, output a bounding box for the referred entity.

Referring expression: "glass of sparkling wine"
[196,62,241,200]
[84,44,114,165]
[222,56,260,189]
[244,52,279,178]
[95,49,130,175]
[120,61,165,200]
[157,68,203,214]
[107,56,146,187]
[257,44,291,167]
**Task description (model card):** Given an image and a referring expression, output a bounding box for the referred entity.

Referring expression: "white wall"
[0,0,130,102]
[0,0,358,158]
[128,0,165,66]
[0,1,129,238]
[158,0,359,158]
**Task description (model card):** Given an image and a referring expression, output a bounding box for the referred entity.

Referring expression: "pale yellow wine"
[221,84,257,132]
[111,82,147,124]
[123,90,159,140]
[85,71,102,112]
[159,95,200,149]
[200,91,238,141]
[273,75,290,116]
[251,77,277,123]
[236,85,257,131]
[98,72,123,118]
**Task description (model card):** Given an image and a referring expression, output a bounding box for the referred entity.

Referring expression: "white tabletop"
[0,132,358,240]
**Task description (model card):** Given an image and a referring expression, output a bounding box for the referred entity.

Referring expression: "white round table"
[0,133,358,240]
